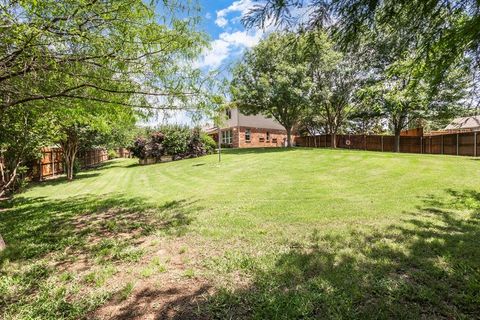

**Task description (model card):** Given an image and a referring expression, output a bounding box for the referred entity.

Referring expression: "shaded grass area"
[130,190,480,320]
[1,149,480,319]
[0,194,197,319]
[199,190,480,319]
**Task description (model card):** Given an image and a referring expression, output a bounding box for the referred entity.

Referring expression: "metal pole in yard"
[218,127,221,163]
[475,132,477,157]
[456,133,459,156]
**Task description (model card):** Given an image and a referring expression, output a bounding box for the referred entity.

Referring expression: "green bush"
[107,149,117,159]
[201,134,217,154]
[130,125,212,162]
[162,126,190,157]
[72,159,81,175]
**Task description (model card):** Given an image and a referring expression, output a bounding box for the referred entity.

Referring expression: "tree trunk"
[331,132,337,148]
[0,160,21,198]
[0,155,5,185]
[65,153,75,180]
[394,130,401,153]
[286,128,292,147]
[0,233,5,251]
[60,128,79,181]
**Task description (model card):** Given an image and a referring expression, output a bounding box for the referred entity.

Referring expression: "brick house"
[205,109,290,148]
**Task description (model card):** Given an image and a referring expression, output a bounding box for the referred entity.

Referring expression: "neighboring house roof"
[203,109,286,133]
[445,116,480,130]
[203,126,218,134]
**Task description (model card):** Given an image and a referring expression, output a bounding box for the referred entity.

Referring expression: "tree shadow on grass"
[0,194,200,319]
[0,194,197,265]
[27,172,102,189]
[146,189,480,319]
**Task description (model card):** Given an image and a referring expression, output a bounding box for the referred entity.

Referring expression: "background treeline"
[232,0,478,150]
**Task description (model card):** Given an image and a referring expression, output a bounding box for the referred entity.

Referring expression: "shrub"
[130,126,213,162]
[162,126,190,157]
[72,158,81,175]
[187,129,207,158]
[130,137,147,159]
[149,132,165,160]
[107,149,117,159]
[201,134,217,154]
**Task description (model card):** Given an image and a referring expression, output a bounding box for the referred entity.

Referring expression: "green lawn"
[1,148,479,319]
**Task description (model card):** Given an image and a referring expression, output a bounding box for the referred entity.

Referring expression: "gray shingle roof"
[445,116,480,130]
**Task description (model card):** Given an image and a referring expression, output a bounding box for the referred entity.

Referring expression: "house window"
[245,129,251,142]
[225,109,232,120]
[222,130,232,144]
[266,132,270,141]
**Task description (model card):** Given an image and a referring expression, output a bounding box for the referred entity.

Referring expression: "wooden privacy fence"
[31,147,65,180]
[295,132,480,157]
[78,149,108,168]
[115,147,132,158]
[32,147,108,180]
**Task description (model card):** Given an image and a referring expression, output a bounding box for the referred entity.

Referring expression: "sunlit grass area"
[1,148,479,319]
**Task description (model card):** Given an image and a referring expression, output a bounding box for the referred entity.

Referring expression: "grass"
[1,148,480,319]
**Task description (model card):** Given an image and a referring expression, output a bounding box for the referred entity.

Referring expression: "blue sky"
[194,0,268,71]
[148,1,268,126]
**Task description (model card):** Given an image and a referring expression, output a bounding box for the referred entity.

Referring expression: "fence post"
[38,160,43,182]
[52,150,55,177]
[441,135,444,154]
[381,136,384,152]
[420,137,423,154]
[475,132,477,157]
[456,133,459,156]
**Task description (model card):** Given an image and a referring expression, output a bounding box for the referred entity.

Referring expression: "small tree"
[0,105,56,197]
[55,102,138,180]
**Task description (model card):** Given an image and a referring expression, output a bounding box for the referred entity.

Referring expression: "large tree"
[231,32,316,146]
[243,0,479,84]
[0,0,208,186]
[0,0,206,113]
[309,54,360,148]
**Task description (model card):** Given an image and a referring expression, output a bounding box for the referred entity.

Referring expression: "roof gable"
[445,116,480,130]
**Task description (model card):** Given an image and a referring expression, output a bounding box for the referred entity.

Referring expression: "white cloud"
[197,38,231,69]
[205,12,212,20]
[195,29,263,69]
[215,16,228,27]
[215,0,253,28]
[219,30,262,48]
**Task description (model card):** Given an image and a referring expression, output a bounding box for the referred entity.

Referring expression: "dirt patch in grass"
[92,278,212,320]
[88,235,219,320]
[0,195,206,319]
